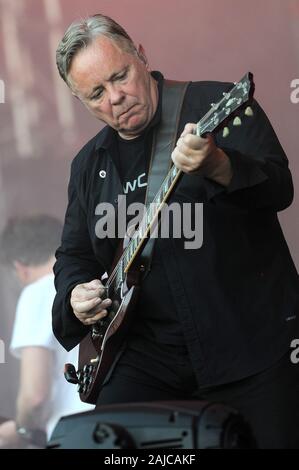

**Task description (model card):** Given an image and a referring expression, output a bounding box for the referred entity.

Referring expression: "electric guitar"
[64,72,255,404]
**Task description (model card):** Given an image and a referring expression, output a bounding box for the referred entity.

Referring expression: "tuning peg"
[233,116,242,126]
[222,127,230,138]
[245,106,253,117]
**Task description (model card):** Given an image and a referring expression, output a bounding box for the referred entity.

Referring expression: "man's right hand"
[70,279,112,326]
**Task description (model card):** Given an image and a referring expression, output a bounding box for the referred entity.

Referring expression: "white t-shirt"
[10,273,93,439]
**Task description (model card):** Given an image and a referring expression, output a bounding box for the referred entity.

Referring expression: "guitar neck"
[105,164,183,294]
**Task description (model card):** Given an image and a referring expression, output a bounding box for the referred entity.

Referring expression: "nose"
[109,84,125,106]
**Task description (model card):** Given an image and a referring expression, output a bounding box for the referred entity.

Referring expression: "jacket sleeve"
[52,160,104,351]
[210,98,294,211]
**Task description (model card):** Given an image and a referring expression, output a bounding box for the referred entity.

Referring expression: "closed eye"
[114,70,128,81]
[91,88,103,100]
[90,68,129,100]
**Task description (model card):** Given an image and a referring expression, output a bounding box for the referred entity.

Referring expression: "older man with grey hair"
[53,14,299,448]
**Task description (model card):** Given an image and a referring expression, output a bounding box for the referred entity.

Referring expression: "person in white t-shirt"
[0,215,93,448]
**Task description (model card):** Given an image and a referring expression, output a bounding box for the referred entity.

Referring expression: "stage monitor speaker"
[48,401,255,449]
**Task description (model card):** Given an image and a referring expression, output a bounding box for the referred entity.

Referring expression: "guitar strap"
[138,79,190,276]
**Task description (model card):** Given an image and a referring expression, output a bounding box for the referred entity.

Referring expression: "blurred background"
[0,0,298,420]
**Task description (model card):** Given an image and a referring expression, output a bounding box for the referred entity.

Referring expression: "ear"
[68,79,79,100]
[13,260,29,284]
[71,91,79,100]
[13,260,24,271]
[137,44,149,69]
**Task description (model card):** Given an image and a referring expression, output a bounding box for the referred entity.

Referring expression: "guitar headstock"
[197,72,255,138]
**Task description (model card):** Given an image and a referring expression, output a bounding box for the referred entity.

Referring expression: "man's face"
[68,36,158,139]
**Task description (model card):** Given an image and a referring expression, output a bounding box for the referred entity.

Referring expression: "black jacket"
[53,72,299,386]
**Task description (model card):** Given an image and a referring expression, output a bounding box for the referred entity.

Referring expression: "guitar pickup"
[90,357,99,364]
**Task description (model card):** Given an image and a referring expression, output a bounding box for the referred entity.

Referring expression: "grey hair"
[0,215,63,267]
[56,14,137,87]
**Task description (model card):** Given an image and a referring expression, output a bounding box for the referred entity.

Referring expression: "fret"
[147,206,153,225]
[155,193,161,205]
[122,250,131,276]
[123,237,139,271]
[131,237,137,254]
[162,178,169,195]
[116,268,121,288]
[134,231,140,245]
[123,255,128,273]
[128,242,133,261]
[138,221,145,241]
[161,180,166,195]
[123,249,129,268]
[130,237,137,255]
[119,262,123,282]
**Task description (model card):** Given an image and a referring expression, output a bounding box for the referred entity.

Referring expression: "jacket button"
[99,170,106,178]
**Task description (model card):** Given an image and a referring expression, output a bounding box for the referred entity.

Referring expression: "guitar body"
[78,281,140,404]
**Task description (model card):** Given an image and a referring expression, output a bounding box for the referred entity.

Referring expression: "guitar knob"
[84,375,92,385]
[83,364,93,374]
[245,106,253,116]
[222,127,230,138]
[233,116,242,126]
[77,370,83,381]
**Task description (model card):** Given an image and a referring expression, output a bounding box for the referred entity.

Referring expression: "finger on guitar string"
[83,310,108,325]
[180,122,197,137]
[73,286,108,302]
[71,296,111,315]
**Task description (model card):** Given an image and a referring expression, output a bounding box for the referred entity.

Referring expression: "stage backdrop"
[0,0,298,420]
